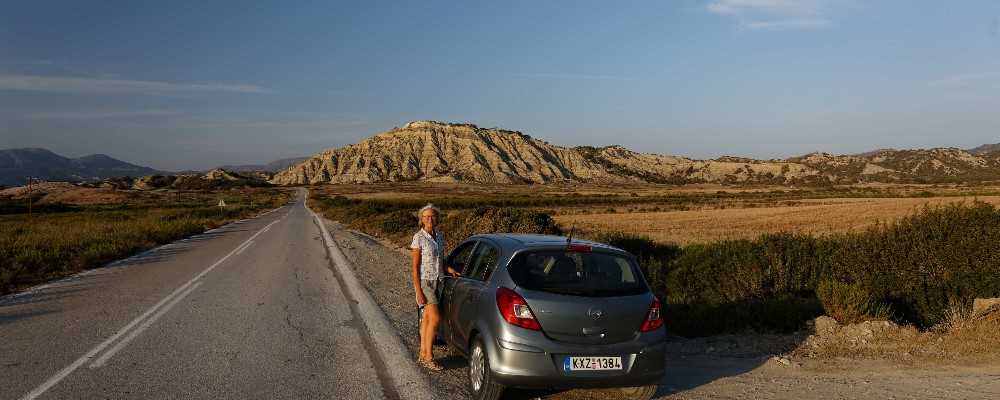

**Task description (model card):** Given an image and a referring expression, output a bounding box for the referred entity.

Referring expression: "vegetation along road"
[0,189,402,399]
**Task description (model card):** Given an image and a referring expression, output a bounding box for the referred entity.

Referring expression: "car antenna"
[566,223,575,247]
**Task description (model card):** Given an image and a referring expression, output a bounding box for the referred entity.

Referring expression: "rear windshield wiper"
[540,287,590,296]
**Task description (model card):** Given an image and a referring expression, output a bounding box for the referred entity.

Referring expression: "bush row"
[599,202,1000,336]
[313,194,1000,337]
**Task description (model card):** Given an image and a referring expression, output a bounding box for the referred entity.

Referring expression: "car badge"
[587,308,604,320]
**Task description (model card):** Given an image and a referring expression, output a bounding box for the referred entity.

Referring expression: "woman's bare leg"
[420,304,441,361]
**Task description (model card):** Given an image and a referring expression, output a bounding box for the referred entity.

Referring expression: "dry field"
[555,196,1000,245]
[310,182,1000,245]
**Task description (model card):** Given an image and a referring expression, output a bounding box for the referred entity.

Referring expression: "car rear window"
[506,250,649,297]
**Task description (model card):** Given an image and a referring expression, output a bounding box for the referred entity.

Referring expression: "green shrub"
[815,279,892,324]
[440,207,561,254]
[313,193,1000,336]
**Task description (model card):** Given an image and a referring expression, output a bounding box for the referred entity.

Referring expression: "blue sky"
[1,0,999,170]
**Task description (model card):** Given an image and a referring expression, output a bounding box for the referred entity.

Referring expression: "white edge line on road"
[234,240,254,256]
[88,281,204,368]
[18,214,285,400]
[0,205,289,307]
[307,205,437,400]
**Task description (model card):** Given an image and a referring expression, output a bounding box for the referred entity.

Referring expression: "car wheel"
[618,385,657,400]
[468,337,504,400]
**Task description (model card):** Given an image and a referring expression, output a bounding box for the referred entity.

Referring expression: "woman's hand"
[446,266,461,278]
[415,291,427,306]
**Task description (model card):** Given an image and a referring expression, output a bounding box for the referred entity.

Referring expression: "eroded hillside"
[271,121,1000,185]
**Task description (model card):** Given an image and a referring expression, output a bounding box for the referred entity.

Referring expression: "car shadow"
[491,327,815,399]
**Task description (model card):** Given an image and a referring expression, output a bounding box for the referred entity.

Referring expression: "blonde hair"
[418,203,441,228]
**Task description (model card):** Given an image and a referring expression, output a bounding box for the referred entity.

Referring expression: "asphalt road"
[0,189,392,400]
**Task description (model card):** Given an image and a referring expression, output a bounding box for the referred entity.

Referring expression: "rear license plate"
[563,356,623,371]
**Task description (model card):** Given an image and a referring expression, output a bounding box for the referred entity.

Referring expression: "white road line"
[234,240,254,255]
[18,215,285,400]
[88,282,203,368]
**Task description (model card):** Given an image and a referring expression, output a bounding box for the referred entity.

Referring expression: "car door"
[453,240,501,350]
[441,240,478,348]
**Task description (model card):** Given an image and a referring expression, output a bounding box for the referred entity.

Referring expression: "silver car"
[440,234,666,400]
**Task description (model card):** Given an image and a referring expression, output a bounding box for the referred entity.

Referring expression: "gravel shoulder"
[324,220,1000,400]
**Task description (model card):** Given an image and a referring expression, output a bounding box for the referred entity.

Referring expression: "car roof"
[465,233,627,253]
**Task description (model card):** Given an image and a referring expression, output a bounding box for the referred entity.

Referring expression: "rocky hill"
[128,169,270,190]
[0,148,159,186]
[215,156,309,173]
[969,143,1000,155]
[271,121,1000,185]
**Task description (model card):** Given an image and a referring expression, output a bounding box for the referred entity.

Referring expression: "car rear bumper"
[489,338,666,389]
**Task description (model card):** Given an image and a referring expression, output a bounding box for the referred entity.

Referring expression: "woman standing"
[411,203,459,371]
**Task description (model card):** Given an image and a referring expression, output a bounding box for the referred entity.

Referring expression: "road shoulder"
[310,210,437,400]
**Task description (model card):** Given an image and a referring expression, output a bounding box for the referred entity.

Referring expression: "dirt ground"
[324,219,1000,399]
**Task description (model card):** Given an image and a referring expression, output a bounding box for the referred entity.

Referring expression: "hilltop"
[0,148,159,186]
[271,121,1000,185]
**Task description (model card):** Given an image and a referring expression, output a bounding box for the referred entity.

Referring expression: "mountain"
[271,121,1000,186]
[969,143,1000,155]
[0,148,159,186]
[215,156,309,173]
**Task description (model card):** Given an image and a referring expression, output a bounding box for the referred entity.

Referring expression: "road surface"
[0,189,394,400]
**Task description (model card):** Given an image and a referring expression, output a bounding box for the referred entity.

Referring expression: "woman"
[410,203,459,371]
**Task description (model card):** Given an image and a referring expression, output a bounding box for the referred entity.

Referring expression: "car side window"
[447,241,478,275]
[466,242,500,282]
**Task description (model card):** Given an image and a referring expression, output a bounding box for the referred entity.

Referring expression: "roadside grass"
[0,189,292,295]
[793,307,1000,365]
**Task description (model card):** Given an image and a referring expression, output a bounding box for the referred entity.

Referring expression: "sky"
[1,0,999,171]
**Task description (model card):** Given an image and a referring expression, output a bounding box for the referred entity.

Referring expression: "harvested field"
[555,196,1000,245]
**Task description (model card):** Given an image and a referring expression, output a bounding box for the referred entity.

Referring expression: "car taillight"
[496,287,541,331]
[639,298,663,332]
[566,244,592,252]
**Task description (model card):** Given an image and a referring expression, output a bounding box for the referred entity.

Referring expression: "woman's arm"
[411,248,426,305]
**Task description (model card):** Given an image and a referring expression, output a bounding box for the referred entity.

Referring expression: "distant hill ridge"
[0,148,159,186]
[270,121,1000,185]
[215,156,309,173]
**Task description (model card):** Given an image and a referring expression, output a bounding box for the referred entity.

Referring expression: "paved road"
[0,189,392,400]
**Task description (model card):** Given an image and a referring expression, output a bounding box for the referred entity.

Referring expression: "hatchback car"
[439,234,665,400]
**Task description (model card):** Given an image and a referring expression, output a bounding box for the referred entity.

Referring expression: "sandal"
[418,358,444,371]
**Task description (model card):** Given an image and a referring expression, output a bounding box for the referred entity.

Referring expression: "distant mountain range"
[0,148,160,186]
[271,120,1000,185]
[0,148,302,187]
[5,127,1000,187]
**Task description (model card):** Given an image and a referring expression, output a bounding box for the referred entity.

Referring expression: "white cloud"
[0,75,268,95]
[743,18,831,29]
[707,0,836,30]
[929,71,1000,88]
[707,0,821,16]
[516,73,638,81]
[24,110,180,120]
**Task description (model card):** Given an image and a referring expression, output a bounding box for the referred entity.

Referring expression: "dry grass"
[796,307,1000,366]
[1,187,293,294]
[555,196,1000,245]
[0,182,129,205]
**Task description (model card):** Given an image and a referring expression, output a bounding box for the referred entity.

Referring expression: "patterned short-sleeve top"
[410,229,445,281]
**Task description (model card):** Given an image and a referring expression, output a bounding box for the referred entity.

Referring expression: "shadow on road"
[0,309,55,326]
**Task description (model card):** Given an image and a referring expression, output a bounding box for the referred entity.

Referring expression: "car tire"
[618,385,657,400]
[468,337,504,400]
